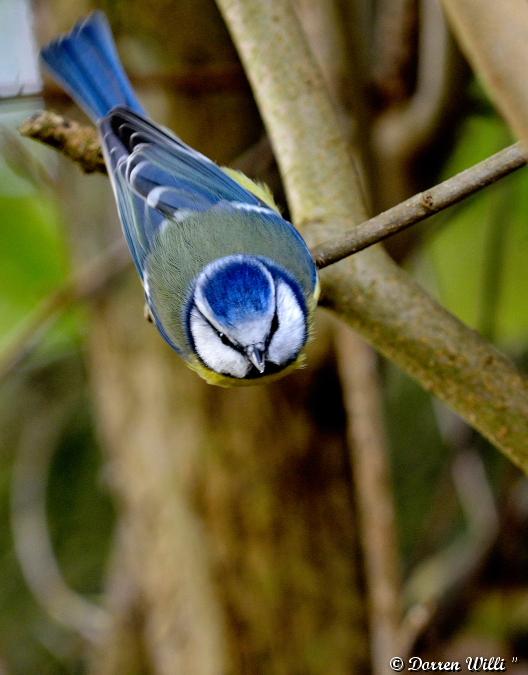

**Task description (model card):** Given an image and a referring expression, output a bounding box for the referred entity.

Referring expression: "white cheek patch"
[267,281,306,366]
[190,308,250,379]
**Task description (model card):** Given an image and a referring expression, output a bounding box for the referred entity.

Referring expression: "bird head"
[187,255,308,380]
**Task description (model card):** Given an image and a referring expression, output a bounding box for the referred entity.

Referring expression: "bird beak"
[246,345,266,373]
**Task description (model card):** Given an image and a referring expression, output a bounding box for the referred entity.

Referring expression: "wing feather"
[98,106,277,273]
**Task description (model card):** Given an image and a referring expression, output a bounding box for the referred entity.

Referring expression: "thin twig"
[313,142,527,268]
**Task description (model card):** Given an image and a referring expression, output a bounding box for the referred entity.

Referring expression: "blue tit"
[41,12,319,386]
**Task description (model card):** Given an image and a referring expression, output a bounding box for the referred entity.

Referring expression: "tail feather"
[41,12,144,121]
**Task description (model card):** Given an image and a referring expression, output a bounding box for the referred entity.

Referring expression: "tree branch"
[215,0,528,466]
[19,111,105,174]
[313,142,527,268]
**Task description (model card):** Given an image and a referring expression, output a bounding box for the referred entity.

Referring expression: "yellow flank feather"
[221,167,281,213]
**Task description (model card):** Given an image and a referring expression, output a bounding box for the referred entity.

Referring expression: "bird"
[41,11,319,386]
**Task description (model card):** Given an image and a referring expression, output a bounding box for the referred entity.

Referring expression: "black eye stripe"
[270,310,279,336]
[218,331,245,355]
[194,306,242,354]
[266,309,280,347]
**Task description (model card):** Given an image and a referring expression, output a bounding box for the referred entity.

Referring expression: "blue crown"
[199,257,274,328]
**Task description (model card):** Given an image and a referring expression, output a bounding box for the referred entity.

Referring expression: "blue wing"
[99,107,274,273]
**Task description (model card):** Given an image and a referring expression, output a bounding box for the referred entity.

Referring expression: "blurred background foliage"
[0,0,527,673]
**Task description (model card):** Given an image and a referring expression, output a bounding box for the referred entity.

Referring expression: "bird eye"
[218,332,234,348]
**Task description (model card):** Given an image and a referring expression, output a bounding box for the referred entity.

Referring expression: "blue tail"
[41,12,145,121]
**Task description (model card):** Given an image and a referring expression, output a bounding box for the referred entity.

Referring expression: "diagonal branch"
[215,0,528,466]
